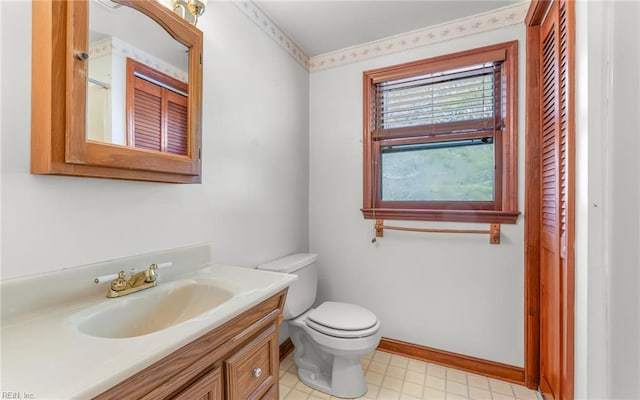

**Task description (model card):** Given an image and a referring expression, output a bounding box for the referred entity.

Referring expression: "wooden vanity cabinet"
[225,324,278,399]
[93,290,287,400]
[172,367,222,400]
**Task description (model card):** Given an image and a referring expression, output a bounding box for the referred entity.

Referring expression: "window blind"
[373,62,502,139]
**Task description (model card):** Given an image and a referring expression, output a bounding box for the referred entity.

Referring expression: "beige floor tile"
[366,371,385,386]
[446,381,468,398]
[382,376,404,391]
[402,381,424,398]
[280,385,293,400]
[369,361,389,375]
[279,353,537,400]
[492,393,516,400]
[362,351,375,360]
[387,366,408,380]
[408,360,428,373]
[288,362,298,373]
[281,372,300,387]
[294,381,314,394]
[378,387,401,399]
[512,385,538,400]
[425,376,446,391]
[468,386,492,400]
[390,356,410,369]
[285,389,310,400]
[466,374,489,391]
[366,384,381,399]
[446,370,467,385]
[400,394,422,400]
[423,387,447,400]
[405,370,426,385]
[489,380,514,397]
[373,351,392,365]
[426,365,446,379]
[310,390,331,399]
[281,359,294,369]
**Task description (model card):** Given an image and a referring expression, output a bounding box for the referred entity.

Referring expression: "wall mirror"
[32,0,203,183]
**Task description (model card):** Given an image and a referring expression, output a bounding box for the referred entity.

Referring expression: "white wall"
[309,24,525,367]
[604,1,640,398]
[0,1,309,280]
[575,1,640,399]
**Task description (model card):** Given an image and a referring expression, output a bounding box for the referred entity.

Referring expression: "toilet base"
[296,354,367,399]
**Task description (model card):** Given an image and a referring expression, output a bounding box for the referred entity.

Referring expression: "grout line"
[464,371,471,399]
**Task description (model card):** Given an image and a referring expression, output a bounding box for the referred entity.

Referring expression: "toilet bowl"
[257,254,381,399]
[289,303,381,398]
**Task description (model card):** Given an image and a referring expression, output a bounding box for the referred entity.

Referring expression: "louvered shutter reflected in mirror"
[127,58,189,156]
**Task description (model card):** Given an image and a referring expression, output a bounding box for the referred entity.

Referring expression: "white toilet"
[258,253,381,399]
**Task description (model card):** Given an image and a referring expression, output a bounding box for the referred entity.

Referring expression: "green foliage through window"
[381,139,495,202]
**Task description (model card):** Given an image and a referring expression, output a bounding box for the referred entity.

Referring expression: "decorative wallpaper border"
[233,1,310,69]
[309,2,529,71]
[235,1,528,72]
[89,36,188,83]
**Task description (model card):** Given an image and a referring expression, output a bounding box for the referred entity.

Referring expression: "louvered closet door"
[132,77,163,152]
[166,90,189,156]
[538,1,574,399]
[130,77,189,155]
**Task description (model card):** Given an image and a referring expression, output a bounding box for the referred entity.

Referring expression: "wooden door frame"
[524,0,575,397]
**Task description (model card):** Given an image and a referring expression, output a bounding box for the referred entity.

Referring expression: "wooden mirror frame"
[32,0,203,183]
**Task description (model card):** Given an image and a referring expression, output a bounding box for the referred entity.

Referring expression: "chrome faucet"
[95,264,160,298]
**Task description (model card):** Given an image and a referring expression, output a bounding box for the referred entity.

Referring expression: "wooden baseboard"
[279,338,294,362]
[377,337,525,385]
[278,336,524,385]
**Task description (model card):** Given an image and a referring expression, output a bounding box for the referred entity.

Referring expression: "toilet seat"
[306,302,380,338]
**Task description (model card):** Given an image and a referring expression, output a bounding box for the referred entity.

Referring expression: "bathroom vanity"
[0,245,296,399]
[95,289,285,400]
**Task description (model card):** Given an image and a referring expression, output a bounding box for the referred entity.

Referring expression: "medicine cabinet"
[31,0,203,183]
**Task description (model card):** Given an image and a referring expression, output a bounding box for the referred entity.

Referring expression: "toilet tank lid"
[256,253,318,273]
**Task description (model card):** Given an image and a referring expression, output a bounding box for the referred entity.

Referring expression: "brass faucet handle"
[110,271,128,292]
[145,264,158,283]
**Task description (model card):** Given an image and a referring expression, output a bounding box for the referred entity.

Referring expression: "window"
[126,58,189,156]
[362,41,519,223]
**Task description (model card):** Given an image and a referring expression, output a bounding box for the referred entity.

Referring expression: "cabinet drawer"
[172,367,222,400]
[225,324,278,400]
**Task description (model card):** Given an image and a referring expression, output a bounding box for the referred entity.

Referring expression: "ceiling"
[255,1,521,57]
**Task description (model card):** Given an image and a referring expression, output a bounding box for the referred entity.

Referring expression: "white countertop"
[1,263,296,399]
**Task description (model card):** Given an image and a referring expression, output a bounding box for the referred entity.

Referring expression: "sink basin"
[68,279,237,338]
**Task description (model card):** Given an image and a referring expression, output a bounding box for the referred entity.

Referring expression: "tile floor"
[279,350,541,400]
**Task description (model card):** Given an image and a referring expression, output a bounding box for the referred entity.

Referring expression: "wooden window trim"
[362,41,520,224]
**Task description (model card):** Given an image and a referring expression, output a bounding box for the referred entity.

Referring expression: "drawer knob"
[252,368,262,378]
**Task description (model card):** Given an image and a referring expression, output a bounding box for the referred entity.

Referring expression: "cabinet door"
[172,367,222,400]
[225,324,278,400]
[260,384,278,400]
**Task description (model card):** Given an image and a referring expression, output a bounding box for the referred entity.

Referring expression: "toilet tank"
[257,253,318,320]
